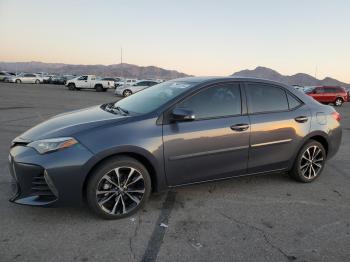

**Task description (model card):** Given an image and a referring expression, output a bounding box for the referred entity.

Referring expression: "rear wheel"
[334,98,343,107]
[123,89,132,97]
[86,156,151,219]
[95,85,103,92]
[289,140,326,183]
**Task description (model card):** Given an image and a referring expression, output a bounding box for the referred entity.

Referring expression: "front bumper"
[8,143,94,207]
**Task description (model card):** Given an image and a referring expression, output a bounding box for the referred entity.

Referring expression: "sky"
[0,0,349,82]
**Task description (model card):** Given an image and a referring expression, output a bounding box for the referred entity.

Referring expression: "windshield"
[114,81,195,114]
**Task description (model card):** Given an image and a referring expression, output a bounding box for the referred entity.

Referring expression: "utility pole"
[120,47,123,78]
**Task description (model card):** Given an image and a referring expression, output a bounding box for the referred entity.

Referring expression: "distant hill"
[232,66,350,88]
[0,61,190,80]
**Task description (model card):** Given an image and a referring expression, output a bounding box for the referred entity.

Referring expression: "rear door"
[244,82,310,173]
[163,82,250,186]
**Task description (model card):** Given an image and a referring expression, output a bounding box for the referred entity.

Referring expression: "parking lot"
[0,82,349,262]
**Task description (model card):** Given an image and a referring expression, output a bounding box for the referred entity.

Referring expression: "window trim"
[163,82,244,123]
[244,81,303,115]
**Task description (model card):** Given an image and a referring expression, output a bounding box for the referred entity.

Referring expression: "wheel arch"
[288,131,329,170]
[82,147,165,202]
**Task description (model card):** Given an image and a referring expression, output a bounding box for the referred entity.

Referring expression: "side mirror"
[171,108,195,122]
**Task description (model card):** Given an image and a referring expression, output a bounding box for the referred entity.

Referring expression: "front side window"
[246,83,288,113]
[177,83,241,119]
[78,76,88,81]
[315,87,325,94]
[134,81,147,86]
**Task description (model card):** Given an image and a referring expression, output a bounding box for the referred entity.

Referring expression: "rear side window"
[287,93,302,109]
[177,83,241,119]
[246,83,288,113]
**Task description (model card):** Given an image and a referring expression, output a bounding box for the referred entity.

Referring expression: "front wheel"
[334,98,343,107]
[15,79,21,84]
[289,140,326,183]
[86,156,151,219]
[67,83,76,90]
[35,79,40,84]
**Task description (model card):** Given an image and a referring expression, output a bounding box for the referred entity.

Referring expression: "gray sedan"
[8,77,342,219]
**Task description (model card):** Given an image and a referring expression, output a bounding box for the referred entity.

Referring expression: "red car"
[305,86,348,106]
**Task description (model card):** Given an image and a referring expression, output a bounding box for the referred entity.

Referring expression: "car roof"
[172,76,292,87]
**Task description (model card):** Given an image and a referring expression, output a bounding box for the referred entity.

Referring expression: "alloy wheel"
[96,166,145,215]
[300,145,324,179]
[335,98,343,106]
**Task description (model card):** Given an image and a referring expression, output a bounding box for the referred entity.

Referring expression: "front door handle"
[294,116,308,123]
[230,123,249,132]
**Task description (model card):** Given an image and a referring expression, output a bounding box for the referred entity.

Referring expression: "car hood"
[16,105,127,142]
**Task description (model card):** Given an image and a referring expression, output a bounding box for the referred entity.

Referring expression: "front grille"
[31,173,55,199]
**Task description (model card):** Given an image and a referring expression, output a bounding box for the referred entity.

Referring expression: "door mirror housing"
[171,108,195,122]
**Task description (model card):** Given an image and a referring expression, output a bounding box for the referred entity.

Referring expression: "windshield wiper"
[113,106,129,115]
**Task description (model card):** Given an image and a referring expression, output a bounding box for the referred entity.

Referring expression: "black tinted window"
[287,93,302,109]
[78,76,88,80]
[315,87,325,93]
[178,83,241,119]
[246,83,288,113]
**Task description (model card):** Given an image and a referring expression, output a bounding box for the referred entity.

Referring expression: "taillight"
[331,111,341,121]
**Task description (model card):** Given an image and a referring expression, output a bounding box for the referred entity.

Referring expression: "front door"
[163,82,250,186]
[76,76,89,88]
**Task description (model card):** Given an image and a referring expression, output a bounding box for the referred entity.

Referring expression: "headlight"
[28,137,78,154]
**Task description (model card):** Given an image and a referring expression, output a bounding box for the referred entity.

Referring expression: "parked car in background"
[101,77,121,87]
[8,77,342,219]
[65,75,114,92]
[0,71,13,81]
[115,80,160,97]
[8,73,43,84]
[115,78,138,88]
[345,87,350,102]
[305,86,348,106]
[35,72,51,83]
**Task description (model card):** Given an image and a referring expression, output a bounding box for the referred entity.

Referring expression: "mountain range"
[0,61,189,80]
[232,66,349,88]
[0,61,348,87]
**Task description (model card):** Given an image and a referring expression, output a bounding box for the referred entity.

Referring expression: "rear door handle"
[294,116,308,123]
[230,123,249,132]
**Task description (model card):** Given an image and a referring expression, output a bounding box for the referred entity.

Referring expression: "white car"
[65,75,114,92]
[8,73,43,84]
[115,80,160,97]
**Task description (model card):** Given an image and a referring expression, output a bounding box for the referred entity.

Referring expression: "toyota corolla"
[8,77,342,219]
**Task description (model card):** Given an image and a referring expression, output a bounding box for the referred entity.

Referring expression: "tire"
[86,156,151,219]
[95,85,103,92]
[67,83,76,90]
[334,97,343,107]
[35,79,40,84]
[289,140,326,183]
[123,89,132,97]
[15,79,21,84]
